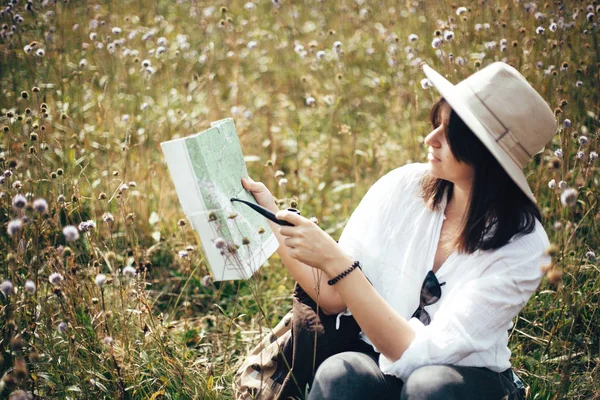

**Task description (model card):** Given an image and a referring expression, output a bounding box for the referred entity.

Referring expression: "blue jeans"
[307,348,522,400]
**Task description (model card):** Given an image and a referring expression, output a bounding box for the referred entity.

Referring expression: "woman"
[241,62,556,399]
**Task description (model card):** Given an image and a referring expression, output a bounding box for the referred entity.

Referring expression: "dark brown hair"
[421,98,541,254]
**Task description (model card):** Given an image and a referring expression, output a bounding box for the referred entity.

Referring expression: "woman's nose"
[424,128,441,147]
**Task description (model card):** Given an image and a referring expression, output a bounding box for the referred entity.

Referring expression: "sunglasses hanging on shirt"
[411,270,446,326]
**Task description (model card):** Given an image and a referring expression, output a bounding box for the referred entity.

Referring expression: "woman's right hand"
[241,177,278,213]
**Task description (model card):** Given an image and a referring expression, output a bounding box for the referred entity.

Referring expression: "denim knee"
[401,365,464,400]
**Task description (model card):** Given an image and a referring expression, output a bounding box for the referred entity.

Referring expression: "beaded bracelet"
[327,260,361,285]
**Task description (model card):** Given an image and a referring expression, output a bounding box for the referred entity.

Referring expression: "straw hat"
[422,62,557,203]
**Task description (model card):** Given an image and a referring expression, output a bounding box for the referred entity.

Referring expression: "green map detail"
[184,119,273,256]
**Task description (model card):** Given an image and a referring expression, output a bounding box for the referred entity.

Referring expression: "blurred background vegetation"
[0,0,598,398]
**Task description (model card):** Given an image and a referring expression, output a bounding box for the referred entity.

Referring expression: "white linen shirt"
[337,162,550,382]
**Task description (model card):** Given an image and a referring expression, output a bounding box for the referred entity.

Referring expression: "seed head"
[12,194,27,209]
[95,274,107,288]
[578,136,589,146]
[178,250,188,258]
[33,198,48,213]
[122,266,136,278]
[58,321,67,333]
[201,275,213,287]
[62,225,79,241]
[548,179,556,189]
[214,237,226,249]
[7,219,23,236]
[49,272,63,286]
[560,188,578,207]
[589,151,598,162]
[0,280,13,297]
[24,280,35,294]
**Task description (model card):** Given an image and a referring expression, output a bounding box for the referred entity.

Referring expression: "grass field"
[0,0,599,398]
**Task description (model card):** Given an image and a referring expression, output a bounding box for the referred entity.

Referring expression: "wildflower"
[78,220,94,232]
[1,280,13,297]
[560,188,578,207]
[408,33,419,42]
[57,194,65,203]
[549,22,558,32]
[102,212,115,223]
[103,336,113,345]
[49,273,63,286]
[590,152,598,162]
[244,2,255,9]
[214,237,226,249]
[7,219,23,236]
[548,179,556,189]
[122,266,136,278]
[278,178,288,187]
[535,26,545,34]
[333,41,342,52]
[586,12,595,22]
[111,27,122,34]
[553,221,563,230]
[443,30,454,41]
[119,184,128,193]
[474,23,482,32]
[142,59,151,68]
[586,250,596,260]
[201,275,213,287]
[274,170,285,178]
[305,96,316,106]
[456,6,467,15]
[455,56,465,66]
[33,198,48,213]
[558,180,567,190]
[247,40,257,49]
[35,48,45,57]
[563,119,571,128]
[25,280,36,294]
[178,250,188,259]
[578,136,588,146]
[58,322,67,333]
[12,180,22,190]
[576,151,585,160]
[420,78,433,89]
[12,194,27,209]
[95,274,107,288]
[62,225,79,241]
[157,37,168,46]
[554,149,563,158]
[431,37,442,48]
[316,50,325,59]
[79,58,88,69]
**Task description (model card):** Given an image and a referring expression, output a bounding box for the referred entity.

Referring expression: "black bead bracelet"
[327,260,361,285]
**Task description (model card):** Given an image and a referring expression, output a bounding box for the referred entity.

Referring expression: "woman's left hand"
[276,210,344,271]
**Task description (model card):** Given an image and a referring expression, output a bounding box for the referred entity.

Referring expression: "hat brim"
[422,64,536,203]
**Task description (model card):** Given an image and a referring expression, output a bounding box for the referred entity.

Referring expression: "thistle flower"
[456,6,467,15]
[590,152,598,162]
[102,212,115,223]
[305,96,316,106]
[35,48,45,57]
[431,37,442,48]
[408,33,419,42]
[274,170,285,179]
[578,136,588,146]
[563,119,571,128]
[178,250,188,259]
[1,280,13,297]
[58,322,67,333]
[7,219,23,236]
[33,198,48,213]
[49,273,63,286]
[79,58,88,69]
[535,26,545,34]
[103,336,113,345]
[111,27,122,34]
[560,188,578,207]
[214,237,226,249]
[443,30,454,41]
[24,280,36,294]
[122,266,136,278]
[12,194,27,209]
[558,180,567,190]
[586,251,596,260]
[316,50,325,59]
[554,148,563,157]
[576,151,585,160]
[549,22,558,32]
[201,275,213,287]
[420,78,433,89]
[548,179,556,189]
[62,225,79,241]
[57,194,65,203]
[95,274,107,288]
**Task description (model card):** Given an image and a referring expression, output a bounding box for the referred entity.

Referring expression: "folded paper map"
[160,118,279,281]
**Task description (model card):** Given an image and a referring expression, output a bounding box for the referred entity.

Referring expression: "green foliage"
[0,0,598,398]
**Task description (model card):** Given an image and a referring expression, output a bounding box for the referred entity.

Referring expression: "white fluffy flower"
[95,273,107,288]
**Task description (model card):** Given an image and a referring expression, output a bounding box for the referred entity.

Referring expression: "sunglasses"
[411,270,446,326]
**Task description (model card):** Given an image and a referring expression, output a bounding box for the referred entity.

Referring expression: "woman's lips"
[428,152,440,162]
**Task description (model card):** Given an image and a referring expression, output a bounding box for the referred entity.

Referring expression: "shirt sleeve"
[337,163,426,262]
[379,240,550,381]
